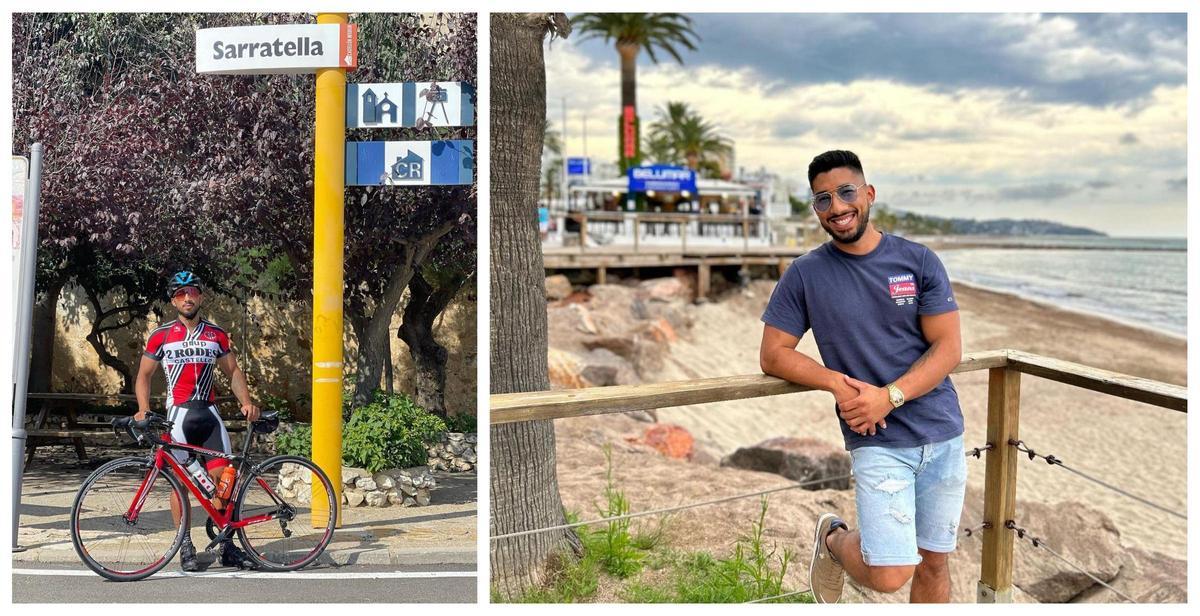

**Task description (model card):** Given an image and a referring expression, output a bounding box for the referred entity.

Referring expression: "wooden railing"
[490,349,1186,603]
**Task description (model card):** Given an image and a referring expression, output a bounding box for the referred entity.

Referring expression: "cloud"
[1119,132,1140,145]
[996,183,1080,201]
[568,13,1186,107]
[544,17,1187,236]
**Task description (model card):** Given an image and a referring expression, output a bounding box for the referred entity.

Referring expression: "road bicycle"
[69,410,336,581]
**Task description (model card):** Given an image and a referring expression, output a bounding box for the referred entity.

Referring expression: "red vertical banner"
[622,106,637,159]
[339,24,358,70]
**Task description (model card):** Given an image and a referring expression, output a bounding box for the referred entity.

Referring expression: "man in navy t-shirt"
[760,150,966,603]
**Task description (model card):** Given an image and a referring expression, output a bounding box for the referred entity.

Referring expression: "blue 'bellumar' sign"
[627,165,697,194]
[345,140,474,186]
[567,157,590,176]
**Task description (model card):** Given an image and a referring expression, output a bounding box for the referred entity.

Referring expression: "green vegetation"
[496,448,810,604]
[273,391,451,471]
[444,412,477,434]
[273,423,312,459]
[341,391,447,472]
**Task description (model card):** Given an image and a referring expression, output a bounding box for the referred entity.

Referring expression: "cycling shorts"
[167,402,231,470]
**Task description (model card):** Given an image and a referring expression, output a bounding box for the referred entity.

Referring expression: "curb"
[13,545,477,568]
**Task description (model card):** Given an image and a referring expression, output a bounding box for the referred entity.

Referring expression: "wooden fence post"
[979,365,1021,603]
[697,260,710,300]
[579,215,588,254]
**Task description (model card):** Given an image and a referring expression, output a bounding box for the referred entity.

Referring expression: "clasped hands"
[834,374,892,436]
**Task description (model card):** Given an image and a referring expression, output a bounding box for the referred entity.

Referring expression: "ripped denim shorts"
[849,434,967,566]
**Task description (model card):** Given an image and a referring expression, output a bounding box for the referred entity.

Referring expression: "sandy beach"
[549,278,1187,599]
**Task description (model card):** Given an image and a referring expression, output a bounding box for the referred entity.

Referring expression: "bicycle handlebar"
[111,412,172,446]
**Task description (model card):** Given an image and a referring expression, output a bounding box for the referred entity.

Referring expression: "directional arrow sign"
[345,140,474,186]
[195,23,357,74]
[346,82,475,128]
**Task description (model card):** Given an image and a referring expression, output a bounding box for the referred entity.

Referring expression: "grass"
[494,447,812,604]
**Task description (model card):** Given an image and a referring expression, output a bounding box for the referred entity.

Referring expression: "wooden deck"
[542,245,808,295]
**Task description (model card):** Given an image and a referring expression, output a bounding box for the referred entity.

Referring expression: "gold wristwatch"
[886,383,906,409]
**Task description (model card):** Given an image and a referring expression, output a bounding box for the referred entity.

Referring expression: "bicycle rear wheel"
[70,456,189,581]
[234,455,336,571]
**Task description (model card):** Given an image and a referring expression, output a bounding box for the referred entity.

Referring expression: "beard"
[177,305,200,320]
[820,205,871,244]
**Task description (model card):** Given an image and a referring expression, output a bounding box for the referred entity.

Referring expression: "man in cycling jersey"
[134,271,261,572]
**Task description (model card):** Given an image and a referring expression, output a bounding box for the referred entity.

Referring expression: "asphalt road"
[12,562,477,603]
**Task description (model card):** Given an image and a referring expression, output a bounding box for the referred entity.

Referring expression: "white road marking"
[13,568,476,580]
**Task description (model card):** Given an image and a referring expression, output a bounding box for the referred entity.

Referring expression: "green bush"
[341,390,447,472]
[445,412,477,434]
[274,423,312,458]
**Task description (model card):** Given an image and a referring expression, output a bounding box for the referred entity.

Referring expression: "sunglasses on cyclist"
[812,182,868,213]
[172,286,201,299]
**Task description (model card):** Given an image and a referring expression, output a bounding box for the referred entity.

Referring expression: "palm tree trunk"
[490,13,579,598]
[617,42,641,170]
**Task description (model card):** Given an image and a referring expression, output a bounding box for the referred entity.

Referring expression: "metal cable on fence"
[966,443,993,458]
[490,473,854,541]
[1009,439,1186,521]
[745,588,812,604]
[1005,520,1137,604]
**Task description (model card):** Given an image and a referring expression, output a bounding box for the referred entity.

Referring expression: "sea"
[922,236,1187,338]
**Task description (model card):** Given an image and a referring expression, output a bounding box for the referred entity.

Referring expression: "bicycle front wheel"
[70,456,189,581]
[234,455,336,571]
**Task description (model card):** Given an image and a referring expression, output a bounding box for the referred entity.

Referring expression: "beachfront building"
[546,163,770,249]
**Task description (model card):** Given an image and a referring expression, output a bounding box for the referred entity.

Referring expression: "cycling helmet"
[167,271,203,299]
[253,410,280,434]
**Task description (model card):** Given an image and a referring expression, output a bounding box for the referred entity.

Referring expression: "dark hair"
[808,150,864,186]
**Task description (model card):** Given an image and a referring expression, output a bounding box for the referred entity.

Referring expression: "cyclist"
[134,271,261,571]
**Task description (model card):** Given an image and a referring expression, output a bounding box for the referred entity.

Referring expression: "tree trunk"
[350,222,456,407]
[81,284,145,394]
[28,275,64,396]
[491,13,580,599]
[397,270,466,418]
[617,42,641,171]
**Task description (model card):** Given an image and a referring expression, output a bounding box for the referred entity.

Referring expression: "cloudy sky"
[545,13,1187,237]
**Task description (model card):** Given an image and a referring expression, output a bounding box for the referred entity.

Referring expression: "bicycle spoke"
[236,457,335,570]
[72,458,184,580]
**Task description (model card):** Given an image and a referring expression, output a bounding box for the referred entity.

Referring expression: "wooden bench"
[23,393,240,466]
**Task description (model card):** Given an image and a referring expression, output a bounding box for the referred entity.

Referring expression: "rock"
[636,424,694,460]
[387,490,404,506]
[465,434,477,445]
[582,336,636,360]
[638,277,689,302]
[447,432,465,442]
[957,486,1125,603]
[280,475,297,490]
[415,489,431,506]
[579,347,636,387]
[570,303,599,334]
[364,490,388,507]
[547,348,589,389]
[342,467,366,484]
[720,437,851,490]
[402,496,417,507]
[343,489,365,507]
[640,317,678,344]
[373,473,395,490]
[356,477,378,491]
[545,274,572,300]
[1076,547,1187,603]
[452,459,473,472]
[399,482,418,496]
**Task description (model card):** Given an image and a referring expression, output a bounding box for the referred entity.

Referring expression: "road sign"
[195,23,357,74]
[346,82,475,129]
[345,140,474,186]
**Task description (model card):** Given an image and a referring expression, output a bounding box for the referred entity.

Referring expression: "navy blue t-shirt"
[761,232,962,450]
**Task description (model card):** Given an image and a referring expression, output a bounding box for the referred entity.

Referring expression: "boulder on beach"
[545,274,573,300]
[720,436,852,490]
[633,424,694,460]
[547,348,589,389]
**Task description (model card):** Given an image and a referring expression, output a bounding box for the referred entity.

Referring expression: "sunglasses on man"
[812,182,869,213]
[172,286,201,300]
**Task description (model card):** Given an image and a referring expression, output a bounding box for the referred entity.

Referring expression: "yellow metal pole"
[311,11,348,528]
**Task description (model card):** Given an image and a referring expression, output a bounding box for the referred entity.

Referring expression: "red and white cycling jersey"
[143,319,231,407]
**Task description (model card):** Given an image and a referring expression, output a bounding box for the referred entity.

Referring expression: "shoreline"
[949,279,1187,343]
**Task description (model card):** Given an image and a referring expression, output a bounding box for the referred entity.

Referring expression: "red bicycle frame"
[124,440,281,532]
